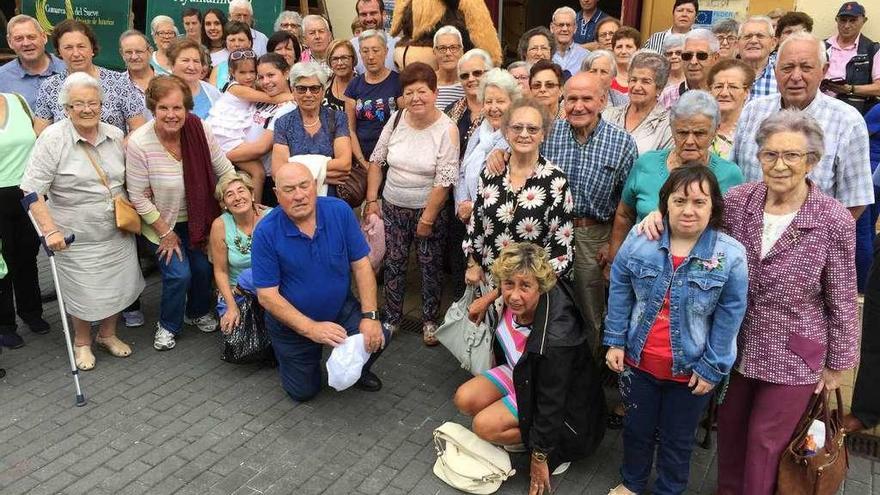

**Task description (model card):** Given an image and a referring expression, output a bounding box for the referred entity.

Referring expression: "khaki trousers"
[572,223,611,355]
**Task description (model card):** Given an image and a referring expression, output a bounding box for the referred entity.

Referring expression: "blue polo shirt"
[252,197,370,324]
[0,55,66,110]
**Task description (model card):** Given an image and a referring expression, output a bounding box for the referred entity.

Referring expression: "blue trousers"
[149,223,213,334]
[266,292,391,402]
[620,366,712,495]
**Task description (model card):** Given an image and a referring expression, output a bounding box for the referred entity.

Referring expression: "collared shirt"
[658,80,688,110]
[126,71,154,121]
[0,54,66,109]
[553,43,590,75]
[574,9,607,45]
[251,29,269,57]
[251,197,370,324]
[351,31,399,74]
[723,181,859,385]
[644,28,674,53]
[602,103,673,155]
[731,92,874,208]
[825,34,880,95]
[749,52,778,100]
[540,118,638,221]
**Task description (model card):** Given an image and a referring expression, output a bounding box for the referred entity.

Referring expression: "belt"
[573,217,606,227]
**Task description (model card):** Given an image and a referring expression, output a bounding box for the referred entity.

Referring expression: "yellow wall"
[796,0,880,40]
[326,0,357,40]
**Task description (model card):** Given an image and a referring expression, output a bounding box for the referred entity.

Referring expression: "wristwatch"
[361,311,379,320]
[531,450,548,463]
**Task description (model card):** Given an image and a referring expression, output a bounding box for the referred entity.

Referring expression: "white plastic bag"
[326,334,370,391]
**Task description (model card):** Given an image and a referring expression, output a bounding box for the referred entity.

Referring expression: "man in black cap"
[823,2,879,115]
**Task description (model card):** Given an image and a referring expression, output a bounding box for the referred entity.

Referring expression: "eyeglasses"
[598,31,616,39]
[155,30,176,38]
[459,69,486,81]
[434,44,462,54]
[530,81,560,90]
[664,49,683,57]
[681,51,710,61]
[757,150,813,165]
[123,49,148,59]
[66,101,101,111]
[330,55,353,64]
[710,82,746,92]
[280,22,300,29]
[716,34,739,43]
[230,50,257,60]
[294,85,323,94]
[527,45,551,53]
[508,124,542,136]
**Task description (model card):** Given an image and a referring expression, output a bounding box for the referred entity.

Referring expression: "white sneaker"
[184,313,218,333]
[552,462,571,476]
[153,325,176,351]
[122,310,145,327]
[608,484,636,495]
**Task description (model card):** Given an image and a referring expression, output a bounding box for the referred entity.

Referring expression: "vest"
[826,35,879,114]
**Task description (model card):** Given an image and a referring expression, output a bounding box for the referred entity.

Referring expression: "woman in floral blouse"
[463,97,574,321]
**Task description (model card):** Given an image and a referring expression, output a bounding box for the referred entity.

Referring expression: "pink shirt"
[825,34,880,82]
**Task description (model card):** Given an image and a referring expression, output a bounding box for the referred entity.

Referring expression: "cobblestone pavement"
[0,266,877,494]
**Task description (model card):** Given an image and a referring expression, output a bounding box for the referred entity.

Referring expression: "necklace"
[233,232,252,254]
[303,118,320,128]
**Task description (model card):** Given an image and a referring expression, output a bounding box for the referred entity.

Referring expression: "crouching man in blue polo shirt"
[252,163,390,401]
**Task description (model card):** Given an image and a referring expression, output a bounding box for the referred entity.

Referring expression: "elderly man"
[732,32,873,220]
[658,28,719,109]
[0,15,66,109]
[711,18,740,60]
[739,16,779,99]
[229,0,268,56]
[253,163,390,402]
[302,15,333,71]
[574,0,608,49]
[823,2,879,115]
[350,0,398,73]
[119,30,154,119]
[552,7,590,76]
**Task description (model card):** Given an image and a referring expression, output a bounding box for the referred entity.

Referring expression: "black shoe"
[354,371,383,392]
[23,316,50,335]
[0,333,25,349]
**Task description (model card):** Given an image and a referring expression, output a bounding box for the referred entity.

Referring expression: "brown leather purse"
[775,389,848,495]
[81,144,142,235]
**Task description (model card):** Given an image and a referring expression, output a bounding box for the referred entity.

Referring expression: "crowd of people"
[0,0,879,493]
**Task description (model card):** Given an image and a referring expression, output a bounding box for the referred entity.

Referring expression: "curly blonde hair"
[491,243,557,294]
[214,172,255,206]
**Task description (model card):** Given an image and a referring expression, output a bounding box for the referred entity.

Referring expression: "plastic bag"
[327,334,370,391]
[361,213,385,273]
[220,290,274,364]
[799,419,827,457]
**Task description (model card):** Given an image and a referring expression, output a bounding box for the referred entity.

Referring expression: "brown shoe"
[843,413,865,433]
[95,335,132,357]
[423,322,439,347]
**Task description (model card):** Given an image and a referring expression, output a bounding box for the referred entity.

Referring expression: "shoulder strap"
[79,143,112,193]
[12,93,33,126]
[323,107,337,136]
[392,108,404,131]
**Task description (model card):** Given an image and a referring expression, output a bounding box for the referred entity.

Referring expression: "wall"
[796,0,880,40]
[326,0,357,40]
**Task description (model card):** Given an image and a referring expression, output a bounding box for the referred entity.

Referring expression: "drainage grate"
[847,432,880,462]
[399,315,423,335]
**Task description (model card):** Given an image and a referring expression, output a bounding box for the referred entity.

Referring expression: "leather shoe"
[0,333,25,349]
[23,316,50,335]
[354,371,382,392]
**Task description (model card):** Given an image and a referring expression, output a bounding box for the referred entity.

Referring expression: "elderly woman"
[611,27,641,94]
[275,10,304,40]
[434,26,466,110]
[210,173,271,333]
[21,73,145,370]
[201,9,229,68]
[596,17,621,51]
[267,31,302,68]
[323,40,356,112]
[364,63,459,345]
[126,75,235,352]
[454,243,606,491]
[608,90,743,263]
[464,98,575,324]
[346,30,402,169]
[529,60,565,120]
[519,27,556,66]
[582,51,628,108]
[603,51,673,155]
[34,19,146,135]
[170,38,221,120]
[712,18,740,60]
[272,62,352,195]
[209,21,253,89]
[604,165,748,495]
[149,16,177,75]
[662,33,686,89]
[445,49,493,156]
[644,0,698,52]
[708,59,755,159]
[508,61,531,95]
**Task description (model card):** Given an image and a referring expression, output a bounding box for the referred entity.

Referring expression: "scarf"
[180,113,220,249]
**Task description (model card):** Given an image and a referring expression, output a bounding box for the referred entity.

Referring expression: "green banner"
[25,0,133,70]
[145,0,284,48]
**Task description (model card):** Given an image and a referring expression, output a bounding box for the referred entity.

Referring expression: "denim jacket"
[603,225,749,385]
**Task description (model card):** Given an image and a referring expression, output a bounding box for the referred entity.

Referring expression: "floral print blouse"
[463,156,575,278]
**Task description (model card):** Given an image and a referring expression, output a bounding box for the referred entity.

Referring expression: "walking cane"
[21,192,86,407]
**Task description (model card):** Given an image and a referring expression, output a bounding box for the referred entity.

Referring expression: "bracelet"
[44,229,60,239]
[849,84,856,95]
[419,218,434,225]
[365,200,378,204]
[159,227,174,239]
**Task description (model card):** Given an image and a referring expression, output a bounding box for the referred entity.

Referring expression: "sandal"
[95,335,132,357]
[422,322,439,347]
[74,345,96,371]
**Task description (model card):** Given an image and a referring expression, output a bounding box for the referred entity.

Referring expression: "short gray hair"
[778,31,827,66]
[670,90,720,130]
[507,61,531,73]
[289,61,329,88]
[755,109,824,164]
[477,68,522,103]
[274,11,303,32]
[228,0,254,15]
[458,48,493,73]
[433,25,463,48]
[739,16,775,37]
[359,29,387,48]
[711,18,739,35]
[684,28,719,53]
[552,6,577,24]
[581,49,617,77]
[58,72,104,106]
[150,15,179,36]
[303,14,330,31]
[7,15,43,34]
[119,29,152,48]
[629,50,670,89]
[662,33,686,52]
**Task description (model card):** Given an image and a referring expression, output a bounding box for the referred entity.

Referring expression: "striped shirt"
[644,29,673,52]
[435,83,465,111]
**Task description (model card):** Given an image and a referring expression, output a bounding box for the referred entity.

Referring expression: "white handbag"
[435,285,494,375]
[433,422,516,494]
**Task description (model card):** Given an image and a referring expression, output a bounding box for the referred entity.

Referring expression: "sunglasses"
[681,51,710,61]
[230,50,257,61]
[294,85,323,94]
[459,69,486,81]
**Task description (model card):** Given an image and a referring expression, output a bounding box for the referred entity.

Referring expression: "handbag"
[435,285,494,375]
[776,389,848,495]
[432,421,515,494]
[337,159,368,208]
[81,144,141,234]
[220,290,273,364]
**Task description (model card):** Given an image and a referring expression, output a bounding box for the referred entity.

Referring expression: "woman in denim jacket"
[604,165,748,495]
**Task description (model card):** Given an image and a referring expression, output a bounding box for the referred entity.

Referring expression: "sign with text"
[25,0,133,70]
[145,0,284,46]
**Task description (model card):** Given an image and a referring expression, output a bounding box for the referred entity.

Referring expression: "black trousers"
[852,235,880,429]
[0,186,42,331]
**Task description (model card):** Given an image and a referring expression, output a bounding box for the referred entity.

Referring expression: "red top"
[626,255,691,383]
[611,78,629,94]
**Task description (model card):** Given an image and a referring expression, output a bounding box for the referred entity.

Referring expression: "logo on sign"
[36,0,75,32]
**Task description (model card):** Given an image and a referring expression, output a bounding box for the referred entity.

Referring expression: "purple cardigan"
[723,181,859,386]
